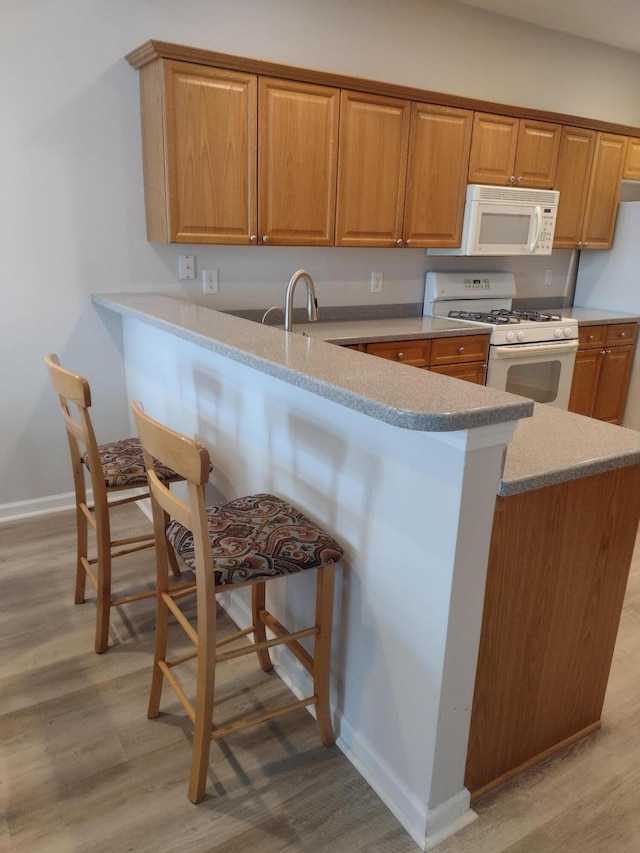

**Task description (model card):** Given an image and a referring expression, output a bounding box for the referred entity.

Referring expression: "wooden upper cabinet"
[403,104,473,248]
[580,133,627,250]
[140,60,257,243]
[623,138,640,180]
[553,127,596,249]
[555,130,626,250]
[258,77,339,246]
[336,91,411,247]
[468,113,560,187]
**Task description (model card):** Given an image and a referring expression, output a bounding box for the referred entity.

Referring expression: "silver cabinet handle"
[250,234,257,243]
[396,238,403,246]
[509,175,516,183]
[262,235,269,243]
[397,352,404,360]
[458,346,465,354]
[406,239,412,246]
[587,334,594,341]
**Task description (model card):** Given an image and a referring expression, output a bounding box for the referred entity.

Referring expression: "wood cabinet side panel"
[465,467,640,798]
[138,61,170,241]
[403,104,473,247]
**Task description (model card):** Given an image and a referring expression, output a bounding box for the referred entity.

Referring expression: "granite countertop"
[499,403,640,496]
[93,293,640,496]
[92,293,532,433]
[294,315,487,344]
[557,307,640,325]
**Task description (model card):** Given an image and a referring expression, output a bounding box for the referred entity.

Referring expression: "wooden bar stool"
[131,401,343,803]
[45,354,186,654]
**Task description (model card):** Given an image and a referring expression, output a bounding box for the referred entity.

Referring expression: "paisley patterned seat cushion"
[166,493,343,586]
[83,437,182,488]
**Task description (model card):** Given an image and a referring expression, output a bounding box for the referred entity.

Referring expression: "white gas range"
[424,271,578,409]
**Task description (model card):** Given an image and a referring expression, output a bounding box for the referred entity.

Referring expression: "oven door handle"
[490,340,578,359]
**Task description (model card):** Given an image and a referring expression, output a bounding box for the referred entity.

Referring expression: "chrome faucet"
[284,269,319,332]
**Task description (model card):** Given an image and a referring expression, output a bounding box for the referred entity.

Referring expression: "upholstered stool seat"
[132,401,343,804]
[84,437,182,489]
[45,354,188,654]
[166,493,343,586]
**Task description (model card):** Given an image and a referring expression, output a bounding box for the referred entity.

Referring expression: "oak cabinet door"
[469,113,560,187]
[623,137,640,180]
[568,348,601,416]
[513,119,561,188]
[258,77,339,246]
[592,345,634,424]
[468,113,519,185]
[146,61,257,243]
[580,133,627,250]
[335,91,410,247]
[553,127,596,249]
[403,103,473,248]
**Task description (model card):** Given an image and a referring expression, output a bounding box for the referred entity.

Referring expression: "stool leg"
[148,539,171,719]
[313,564,336,746]
[188,583,217,804]
[94,501,112,655]
[75,501,88,604]
[251,582,273,672]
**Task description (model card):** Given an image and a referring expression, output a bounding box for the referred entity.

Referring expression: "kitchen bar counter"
[92,294,531,432]
[93,292,640,849]
[93,294,640,497]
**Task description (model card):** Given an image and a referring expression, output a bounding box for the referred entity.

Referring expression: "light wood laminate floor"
[1,504,640,852]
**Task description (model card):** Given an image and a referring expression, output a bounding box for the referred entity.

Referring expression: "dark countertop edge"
[92,294,533,434]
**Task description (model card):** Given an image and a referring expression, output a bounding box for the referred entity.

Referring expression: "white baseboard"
[0,491,78,523]
[0,488,149,524]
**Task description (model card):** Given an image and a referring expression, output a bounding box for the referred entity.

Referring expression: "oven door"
[486,340,578,408]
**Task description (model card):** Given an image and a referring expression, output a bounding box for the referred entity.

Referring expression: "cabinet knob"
[587,334,594,341]
[396,239,403,246]
[397,352,404,361]
[577,242,583,249]
[508,175,516,184]
[262,235,269,243]
[583,242,589,248]
[517,176,523,183]
[406,239,412,246]
[458,346,465,354]
[620,331,627,338]
[250,234,257,243]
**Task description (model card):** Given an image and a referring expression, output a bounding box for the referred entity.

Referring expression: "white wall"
[3,0,640,514]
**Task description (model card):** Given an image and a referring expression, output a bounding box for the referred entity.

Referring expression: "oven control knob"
[506,331,516,343]
[517,330,526,342]
[554,328,564,339]
[564,327,573,338]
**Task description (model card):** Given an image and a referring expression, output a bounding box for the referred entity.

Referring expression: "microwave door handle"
[529,206,542,253]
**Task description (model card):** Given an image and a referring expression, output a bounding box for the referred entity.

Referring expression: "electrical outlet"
[544,269,553,287]
[179,255,195,280]
[202,269,219,294]
[371,272,383,294]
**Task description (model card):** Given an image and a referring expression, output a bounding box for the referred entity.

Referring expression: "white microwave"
[428,184,559,256]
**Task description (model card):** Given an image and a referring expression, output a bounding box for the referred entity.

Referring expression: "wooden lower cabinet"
[568,323,637,424]
[364,334,488,384]
[465,464,640,801]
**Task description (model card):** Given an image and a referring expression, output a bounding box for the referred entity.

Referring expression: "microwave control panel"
[534,208,557,253]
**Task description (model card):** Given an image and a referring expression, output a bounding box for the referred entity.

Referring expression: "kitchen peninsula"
[93,293,640,851]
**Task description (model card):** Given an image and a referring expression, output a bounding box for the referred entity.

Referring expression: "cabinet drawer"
[605,323,637,347]
[365,339,431,367]
[577,325,607,348]
[430,334,489,366]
